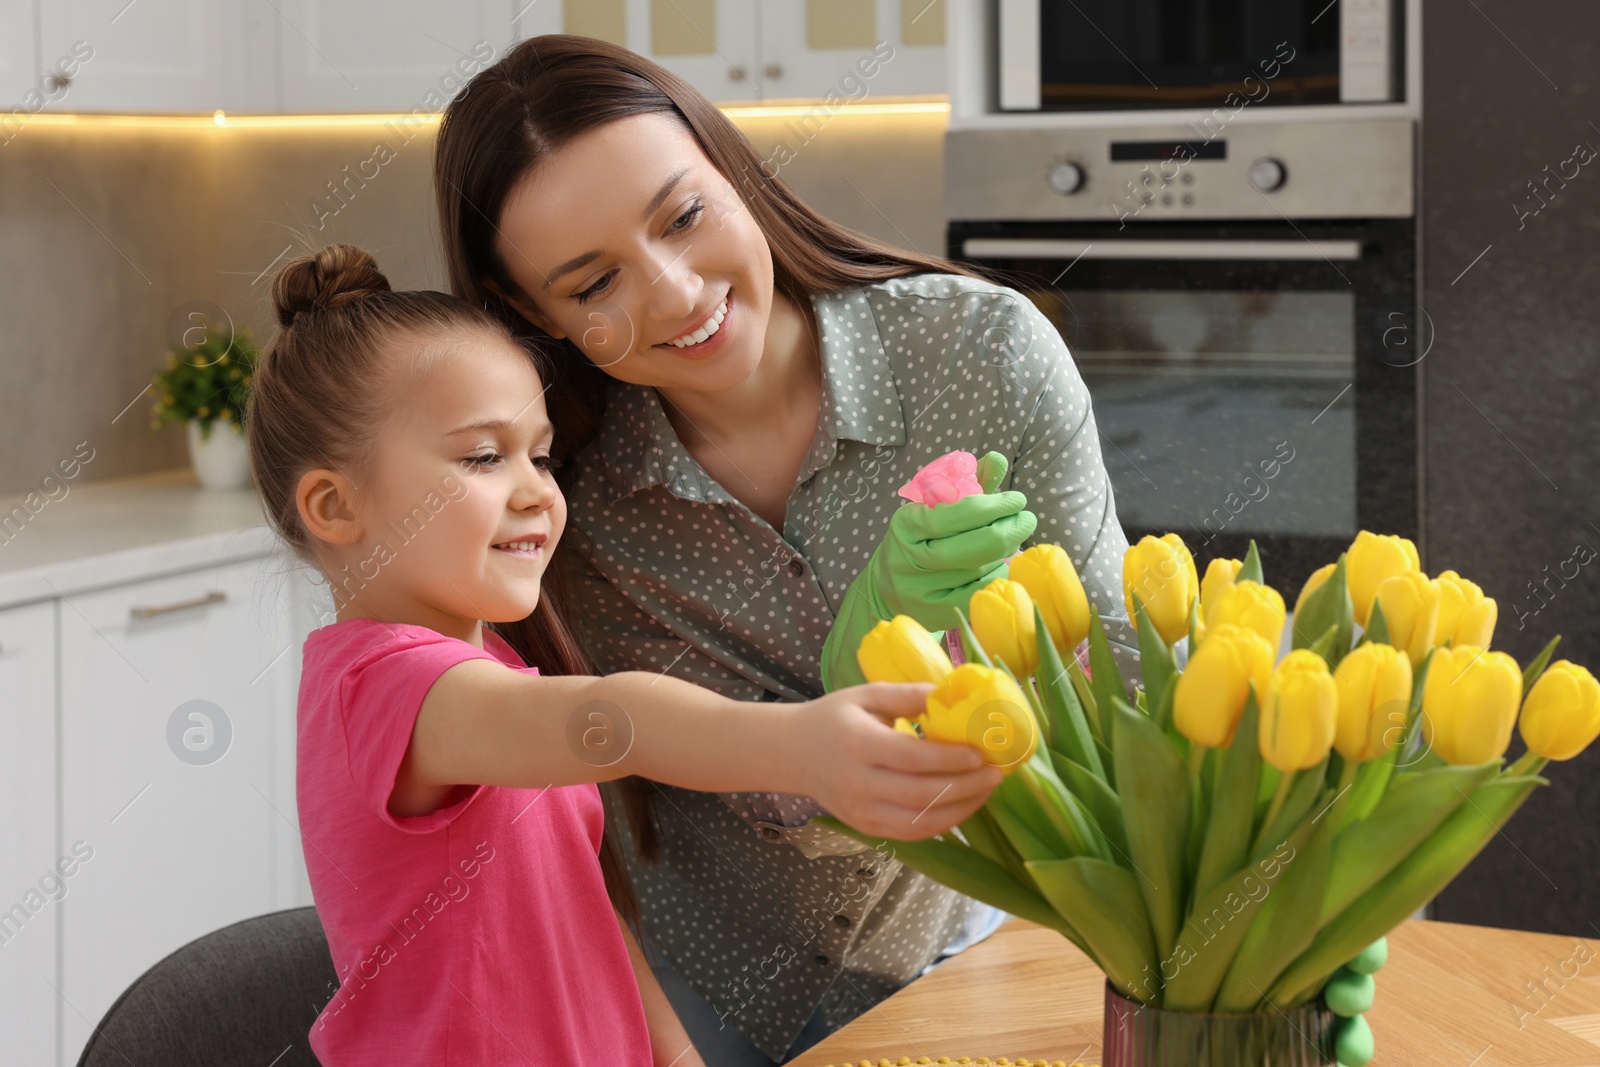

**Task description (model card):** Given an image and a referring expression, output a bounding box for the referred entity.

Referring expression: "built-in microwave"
[996,0,1404,112]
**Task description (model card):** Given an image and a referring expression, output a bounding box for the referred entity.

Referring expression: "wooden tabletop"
[790,917,1600,1066]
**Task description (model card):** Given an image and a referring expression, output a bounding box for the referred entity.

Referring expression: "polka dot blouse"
[562,272,1142,1059]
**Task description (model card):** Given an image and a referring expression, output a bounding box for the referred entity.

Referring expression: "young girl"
[246,243,1002,1065]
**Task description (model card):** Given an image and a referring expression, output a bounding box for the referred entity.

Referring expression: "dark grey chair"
[77,906,337,1067]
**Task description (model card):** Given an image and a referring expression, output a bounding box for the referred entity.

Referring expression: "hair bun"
[272,244,392,327]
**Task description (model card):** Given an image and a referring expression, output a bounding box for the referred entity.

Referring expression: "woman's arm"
[1000,292,1143,680]
[615,909,706,1067]
[397,662,1000,840]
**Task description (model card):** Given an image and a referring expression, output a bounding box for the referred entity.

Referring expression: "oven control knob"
[1248,157,1287,192]
[1047,161,1085,195]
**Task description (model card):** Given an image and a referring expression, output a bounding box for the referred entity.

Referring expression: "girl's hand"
[784,682,1004,840]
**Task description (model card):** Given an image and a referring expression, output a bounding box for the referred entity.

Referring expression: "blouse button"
[814,953,830,966]
[833,914,851,928]
[855,865,877,880]
[759,826,782,841]
[787,557,805,577]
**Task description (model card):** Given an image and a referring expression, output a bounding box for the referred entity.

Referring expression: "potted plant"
[816,453,1599,1067]
[151,321,257,490]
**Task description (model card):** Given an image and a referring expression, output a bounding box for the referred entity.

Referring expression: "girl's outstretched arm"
[398,665,1001,840]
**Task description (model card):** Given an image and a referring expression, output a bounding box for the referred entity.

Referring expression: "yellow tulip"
[893,717,920,737]
[1294,561,1338,620]
[1202,580,1286,655]
[1434,570,1498,649]
[1332,642,1413,762]
[1373,571,1440,667]
[1009,544,1090,655]
[1172,623,1275,748]
[1194,557,1244,644]
[921,663,1039,774]
[1421,644,1523,765]
[1346,530,1421,628]
[969,578,1040,677]
[1519,661,1600,761]
[857,615,953,686]
[1259,649,1338,772]
[1123,533,1199,645]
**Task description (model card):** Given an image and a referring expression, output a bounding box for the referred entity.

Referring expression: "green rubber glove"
[820,452,1036,691]
[1327,936,1386,1067]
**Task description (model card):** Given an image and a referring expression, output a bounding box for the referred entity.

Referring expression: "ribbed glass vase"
[1102,982,1338,1067]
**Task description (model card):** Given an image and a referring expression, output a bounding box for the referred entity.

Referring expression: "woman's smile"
[655,288,732,359]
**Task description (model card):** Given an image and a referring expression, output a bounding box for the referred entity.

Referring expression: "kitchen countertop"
[0,467,278,610]
[792,917,1600,1066]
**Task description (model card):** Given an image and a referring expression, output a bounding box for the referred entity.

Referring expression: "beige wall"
[0,106,947,495]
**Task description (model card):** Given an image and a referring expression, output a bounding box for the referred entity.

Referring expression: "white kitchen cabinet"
[0,601,61,1067]
[0,0,37,110]
[34,0,267,113]
[530,0,943,106]
[23,0,945,114]
[274,0,518,112]
[758,0,946,102]
[57,555,308,1064]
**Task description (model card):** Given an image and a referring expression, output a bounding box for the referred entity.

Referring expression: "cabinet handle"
[764,63,783,79]
[129,590,227,619]
[727,65,747,82]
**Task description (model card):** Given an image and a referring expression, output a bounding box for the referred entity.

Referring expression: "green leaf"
[1214,794,1338,1012]
[1133,596,1177,728]
[1036,608,1105,779]
[1290,555,1353,666]
[1358,597,1390,648]
[1017,752,1108,860]
[1066,656,1103,744]
[1239,539,1265,584]
[1163,813,1317,1012]
[1342,757,1394,832]
[1112,696,1191,963]
[988,793,1060,862]
[1307,622,1343,672]
[1193,692,1263,902]
[1320,762,1498,925]
[1050,750,1131,863]
[1088,604,1130,738]
[952,606,994,669]
[1265,772,1550,1009]
[811,815,1085,949]
[1249,758,1328,863]
[958,808,1031,885]
[1027,857,1161,1004]
[1152,672,1179,736]
[1523,634,1562,694]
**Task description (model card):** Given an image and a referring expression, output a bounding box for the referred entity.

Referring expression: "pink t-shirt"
[296,618,652,1064]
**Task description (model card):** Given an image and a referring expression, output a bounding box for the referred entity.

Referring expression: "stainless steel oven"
[997,0,1404,111]
[946,118,1418,593]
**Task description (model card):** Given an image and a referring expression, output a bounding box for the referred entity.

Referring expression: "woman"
[434,35,1141,1064]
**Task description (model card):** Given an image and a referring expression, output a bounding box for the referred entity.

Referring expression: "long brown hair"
[434,33,1002,456]
[245,242,641,933]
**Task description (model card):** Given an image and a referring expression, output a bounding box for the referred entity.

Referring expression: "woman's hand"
[820,452,1037,690]
[782,682,1003,839]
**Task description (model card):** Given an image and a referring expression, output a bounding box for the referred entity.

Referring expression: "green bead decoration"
[1334,1013,1375,1067]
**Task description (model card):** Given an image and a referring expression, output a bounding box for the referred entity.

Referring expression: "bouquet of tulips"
[814,522,1600,1049]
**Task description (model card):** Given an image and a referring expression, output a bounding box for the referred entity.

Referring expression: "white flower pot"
[186,419,252,491]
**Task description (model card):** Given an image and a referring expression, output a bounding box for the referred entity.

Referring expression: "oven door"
[950,218,1417,594]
